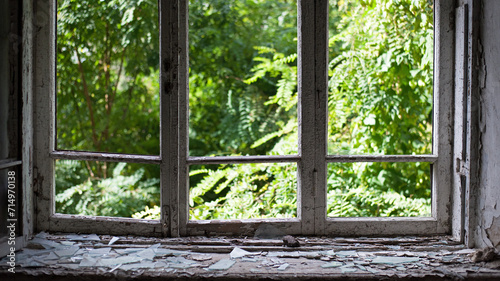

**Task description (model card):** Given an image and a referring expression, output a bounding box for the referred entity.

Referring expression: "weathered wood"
[324,217,441,237]
[187,219,301,237]
[297,0,316,236]
[22,0,35,246]
[29,0,458,239]
[33,0,56,232]
[187,155,300,165]
[452,4,467,242]
[178,0,189,237]
[49,214,162,236]
[50,151,161,164]
[160,0,180,237]
[465,0,481,248]
[432,0,455,235]
[326,154,438,163]
[313,0,329,236]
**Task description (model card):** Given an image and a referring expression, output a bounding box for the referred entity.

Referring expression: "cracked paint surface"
[2,232,500,280]
[477,0,500,250]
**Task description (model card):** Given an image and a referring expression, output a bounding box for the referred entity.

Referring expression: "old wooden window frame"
[32,0,463,238]
[0,0,34,256]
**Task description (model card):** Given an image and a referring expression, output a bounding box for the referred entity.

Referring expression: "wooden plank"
[187,155,300,165]
[297,0,315,235]
[160,0,180,237]
[178,0,189,237]
[22,0,35,245]
[326,154,438,163]
[313,0,329,236]
[49,214,162,236]
[464,0,481,248]
[324,217,441,236]
[432,0,456,234]
[187,219,301,237]
[50,150,161,164]
[33,0,56,232]
[452,4,467,242]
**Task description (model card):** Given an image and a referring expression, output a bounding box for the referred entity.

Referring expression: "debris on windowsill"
[470,247,498,262]
[282,235,300,247]
[2,233,500,280]
[208,259,236,271]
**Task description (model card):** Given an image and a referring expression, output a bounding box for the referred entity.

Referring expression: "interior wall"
[475,0,500,249]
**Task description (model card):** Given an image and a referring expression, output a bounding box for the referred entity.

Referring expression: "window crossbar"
[50,150,161,164]
[326,155,438,163]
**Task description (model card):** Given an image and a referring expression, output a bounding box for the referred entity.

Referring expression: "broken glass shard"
[371,256,420,264]
[277,263,290,271]
[88,247,112,257]
[230,247,254,259]
[108,237,120,245]
[321,261,343,268]
[67,234,101,241]
[208,259,236,271]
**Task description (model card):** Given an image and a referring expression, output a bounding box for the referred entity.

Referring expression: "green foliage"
[188,0,297,156]
[328,0,434,156]
[325,0,434,208]
[189,163,297,220]
[326,162,431,217]
[132,205,161,220]
[57,0,160,156]
[56,161,160,217]
[55,0,434,220]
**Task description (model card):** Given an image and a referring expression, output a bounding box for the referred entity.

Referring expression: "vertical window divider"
[313,0,329,236]
[432,0,455,233]
[160,0,180,237]
[178,0,189,237]
[298,0,318,235]
[34,0,56,231]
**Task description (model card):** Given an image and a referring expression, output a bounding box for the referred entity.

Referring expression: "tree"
[188,0,297,156]
[55,0,434,219]
[189,0,434,219]
[56,0,161,215]
[57,0,160,159]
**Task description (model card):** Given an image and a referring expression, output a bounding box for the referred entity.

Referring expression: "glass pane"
[56,0,160,155]
[328,0,434,155]
[189,163,297,220]
[327,162,431,217]
[189,0,298,157]
[55,160,160,219]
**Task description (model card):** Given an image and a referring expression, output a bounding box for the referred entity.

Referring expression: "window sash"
[36,0,455,237]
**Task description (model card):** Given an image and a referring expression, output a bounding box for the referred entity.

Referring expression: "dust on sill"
[2,232,500,280]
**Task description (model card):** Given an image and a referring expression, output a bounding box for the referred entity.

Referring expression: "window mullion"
[313,0,329,236]
[160,0,180,237]
[432,0,455,234]
[298,0,327,235]
[178,0,189,237]
[34,0,56,231]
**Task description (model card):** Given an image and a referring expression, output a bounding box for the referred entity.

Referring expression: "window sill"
[2,233,500,281]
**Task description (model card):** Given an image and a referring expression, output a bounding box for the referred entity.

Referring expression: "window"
[33,0,456,237]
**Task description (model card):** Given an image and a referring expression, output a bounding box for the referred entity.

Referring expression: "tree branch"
[74,46,100,150]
